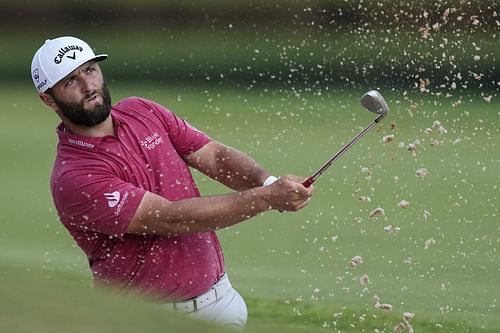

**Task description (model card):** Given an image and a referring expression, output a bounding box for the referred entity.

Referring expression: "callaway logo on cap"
[31,36,107,93]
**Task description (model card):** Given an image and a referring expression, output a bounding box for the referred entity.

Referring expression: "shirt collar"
[56,123,104,152]
[56,111,123,152]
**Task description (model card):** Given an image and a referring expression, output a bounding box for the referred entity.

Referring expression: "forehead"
[62,60,100,79]
[67,60,99,77]
[53,60,101,89]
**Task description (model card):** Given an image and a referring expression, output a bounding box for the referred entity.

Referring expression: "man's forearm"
[187,142,270,190]
[213,146,270,190]
[128,187,272,236]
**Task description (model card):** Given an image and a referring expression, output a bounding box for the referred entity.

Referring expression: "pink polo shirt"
[50,97,224,301]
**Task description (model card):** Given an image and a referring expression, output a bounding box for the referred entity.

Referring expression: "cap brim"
[93,54,108,62]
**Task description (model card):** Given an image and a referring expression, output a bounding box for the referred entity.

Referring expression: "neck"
[63,115,115,137]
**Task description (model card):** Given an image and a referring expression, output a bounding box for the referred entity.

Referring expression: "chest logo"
[140,132,164,151]
[104,191,121,208]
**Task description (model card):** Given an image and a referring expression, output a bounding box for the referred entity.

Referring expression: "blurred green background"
[1,1,499,332]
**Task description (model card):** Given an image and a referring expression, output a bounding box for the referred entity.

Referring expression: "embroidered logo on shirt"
[113,191,129,216]
[104,191,121,208]
[104,191,130,216]
[140,132,164,151]
[68,138,95,149]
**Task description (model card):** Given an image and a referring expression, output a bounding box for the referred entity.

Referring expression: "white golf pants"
[187,287,248,330]
[164,274,248,330]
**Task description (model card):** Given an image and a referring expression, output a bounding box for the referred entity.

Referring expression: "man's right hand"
[264,175,314,212]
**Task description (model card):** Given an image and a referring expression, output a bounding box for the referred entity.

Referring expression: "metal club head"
[360,90,389,122]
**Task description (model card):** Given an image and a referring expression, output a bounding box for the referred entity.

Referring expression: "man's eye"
[65,79,75,86]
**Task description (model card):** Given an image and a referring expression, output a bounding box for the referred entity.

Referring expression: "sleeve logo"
[104,191,121,208]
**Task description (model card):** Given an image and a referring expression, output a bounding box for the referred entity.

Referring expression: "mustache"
[83,90,101,103]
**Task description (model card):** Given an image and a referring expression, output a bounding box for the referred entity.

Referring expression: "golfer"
[31,36,313,329]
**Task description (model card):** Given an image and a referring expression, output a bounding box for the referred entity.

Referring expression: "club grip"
[303,176,314,188]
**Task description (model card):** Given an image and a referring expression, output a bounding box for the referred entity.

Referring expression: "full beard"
[53,82,112,127]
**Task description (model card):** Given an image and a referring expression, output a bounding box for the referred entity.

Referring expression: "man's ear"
[39,92,58,110]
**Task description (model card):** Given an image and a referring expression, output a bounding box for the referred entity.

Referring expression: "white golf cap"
[31,36,107,93]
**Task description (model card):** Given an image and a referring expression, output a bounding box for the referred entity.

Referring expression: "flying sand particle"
[406,139,420,156]
[416,168,428,177]
[359,274,370,285]
[369,207,385,218]
[349,255,363,267]
[394,312,415,332]
[383,134,395,143]
[424,238,436,249]
[403,312,415,321]
[384,224,401,234]
[373,295,393,311]
[398,200,410,209]
[483,95,492,103]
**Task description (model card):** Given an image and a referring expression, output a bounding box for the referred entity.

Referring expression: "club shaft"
[303,119,379,187]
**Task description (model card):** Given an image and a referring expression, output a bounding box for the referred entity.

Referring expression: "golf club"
[302,90,389,188]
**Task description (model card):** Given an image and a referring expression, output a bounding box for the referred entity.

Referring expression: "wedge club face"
[360,90,389,122]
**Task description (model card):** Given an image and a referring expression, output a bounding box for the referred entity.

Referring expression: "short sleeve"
[52,169,146,236]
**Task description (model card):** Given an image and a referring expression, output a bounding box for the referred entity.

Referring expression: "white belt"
[167,274,232,313]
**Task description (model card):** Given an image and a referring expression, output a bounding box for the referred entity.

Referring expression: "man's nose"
[80,76,94,93]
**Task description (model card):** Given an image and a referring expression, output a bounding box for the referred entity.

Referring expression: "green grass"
[0,264,239,333]
[1,82,499,332]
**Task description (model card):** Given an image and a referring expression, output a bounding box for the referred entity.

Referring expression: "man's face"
[49,61,112,127]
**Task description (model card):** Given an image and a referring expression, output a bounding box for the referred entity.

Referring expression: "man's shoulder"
[113,97,180,130]
[50,154,104,194]
[52,151,109,178]
[114,96,162,112]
